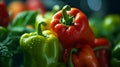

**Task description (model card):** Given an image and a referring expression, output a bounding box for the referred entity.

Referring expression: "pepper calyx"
[60,5,74,27]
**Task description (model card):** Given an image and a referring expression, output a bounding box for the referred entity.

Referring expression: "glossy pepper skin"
[111,42,120,67]
[0,2,9,28]
[20,22,59,67]
[68,44,99,67]
[93,38,110,67]
[50,5,95,48]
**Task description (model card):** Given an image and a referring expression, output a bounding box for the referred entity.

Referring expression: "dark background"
[5,0,120,18]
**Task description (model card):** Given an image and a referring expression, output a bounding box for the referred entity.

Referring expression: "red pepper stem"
[37,21,46,35]
[93,46,109,51]
[61,5,74,26]
[68,48,78,67]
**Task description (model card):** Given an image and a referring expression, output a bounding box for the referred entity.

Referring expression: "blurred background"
[0,0,120,67]
[5,0,120,17]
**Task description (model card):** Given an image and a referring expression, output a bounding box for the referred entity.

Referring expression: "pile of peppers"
[20,5,111,67]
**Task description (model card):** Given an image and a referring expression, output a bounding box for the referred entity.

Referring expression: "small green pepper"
[102,14,120,34]
[111,42,120,67]
[20,22,59,67]
[102,14,120,38]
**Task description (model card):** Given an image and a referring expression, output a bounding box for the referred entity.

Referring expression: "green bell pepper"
[20,22,59,67]
[102,14,120,44]
[102,14,120,34]
[111,42,120,67]
[102,14,120,47]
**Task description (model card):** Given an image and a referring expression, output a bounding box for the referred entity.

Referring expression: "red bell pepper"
[26,0,46,14]
[0,1,9,27]
[68,44,99,67]
[50,5,95,48]
[93,38,110,67]
[63,43,83,63]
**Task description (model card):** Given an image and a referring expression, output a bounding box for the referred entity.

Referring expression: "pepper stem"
[37,22,46,35]
[93,46,109,51]
[60,5,74,27]
[68,48,78,67]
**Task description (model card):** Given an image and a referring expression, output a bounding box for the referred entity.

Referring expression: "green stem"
[68,48,78,67]
[93,46,109,51]
[37,23,42,35]
[37,22,46,35]
[62,5,71,22]
[61,5,74,26]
